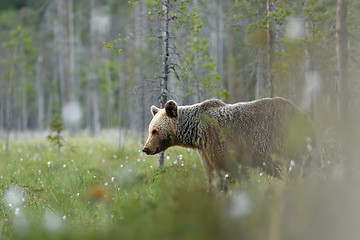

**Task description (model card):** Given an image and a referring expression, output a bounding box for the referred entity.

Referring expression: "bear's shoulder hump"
[200,99,226,109]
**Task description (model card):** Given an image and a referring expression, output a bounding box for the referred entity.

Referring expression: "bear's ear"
[151,105,160,116]
[165,100,178,118]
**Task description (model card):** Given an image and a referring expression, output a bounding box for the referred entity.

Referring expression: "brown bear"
[143,97,315,187]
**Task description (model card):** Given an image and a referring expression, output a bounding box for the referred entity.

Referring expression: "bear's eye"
[152,129,158,135]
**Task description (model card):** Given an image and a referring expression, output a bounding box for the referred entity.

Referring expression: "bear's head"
[142,100,178,155]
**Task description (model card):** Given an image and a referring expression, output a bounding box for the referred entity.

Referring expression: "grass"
[0,134,359,239]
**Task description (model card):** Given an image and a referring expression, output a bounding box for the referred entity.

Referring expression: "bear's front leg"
[197,150,215,187]
[198,149,229,193]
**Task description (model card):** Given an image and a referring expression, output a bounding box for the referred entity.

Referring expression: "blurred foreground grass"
[0,135,359,240]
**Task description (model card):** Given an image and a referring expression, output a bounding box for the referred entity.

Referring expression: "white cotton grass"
[3,185,29,237]
[228,191,252,218]
[3,185,25,209]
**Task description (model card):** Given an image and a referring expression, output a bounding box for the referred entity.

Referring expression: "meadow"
[0,132,359,240]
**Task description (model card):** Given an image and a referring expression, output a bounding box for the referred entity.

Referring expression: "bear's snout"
[142,147,152,155]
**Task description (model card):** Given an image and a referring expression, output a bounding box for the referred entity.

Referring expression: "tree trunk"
[255,60,262,99]
[134,0,147,144]
[336,0,348,118]
[158,0,170,167]
[118,66,124,149]
[266,0,274,97]
[87,0,101,136]
[336,0,351,168]
[5,44,18,152]
[226,29,235,101]
[21,65,27,132]
[0,84,3,135]
[68,0,75,102]
[56,0,66,106]
[105,59,115,127]
[36,55,45,130]
[210,0,223,77]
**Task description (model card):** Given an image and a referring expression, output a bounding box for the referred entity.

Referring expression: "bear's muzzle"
[142,147,151,155]
[142,147,159,155]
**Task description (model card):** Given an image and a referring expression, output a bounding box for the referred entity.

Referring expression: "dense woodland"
[0,0,359,147]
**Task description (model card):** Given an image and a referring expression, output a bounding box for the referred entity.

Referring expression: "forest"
[0,0,360,239]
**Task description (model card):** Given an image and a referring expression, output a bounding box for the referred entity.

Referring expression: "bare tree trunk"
[5,44,18,152]
[21,65,27,132]
[255,60,262,99]
[226,29,236,101]
[104,58,115,126]
[158,0,170,167]
[0,85,3,135]
[36,55,45,131]
[134,0,147,144]
[336,0,348,118]
[266,0,274,97]
[56,0,66,106]
[68,0,75,101]
[117,66,124,149]
[87,0,101,136]
[336,0,351,168]
[210,0,223,76]
[193,0,201,103]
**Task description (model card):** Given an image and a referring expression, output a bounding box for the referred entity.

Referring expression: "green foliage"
[1,0,28,10]
[43,114,74,161]
[43,114,63,150]
[177,3,228,100]
[3,25,35,74]
[0,135,357,239]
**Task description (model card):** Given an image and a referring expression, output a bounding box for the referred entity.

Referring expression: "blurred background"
[1,0,358,142]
